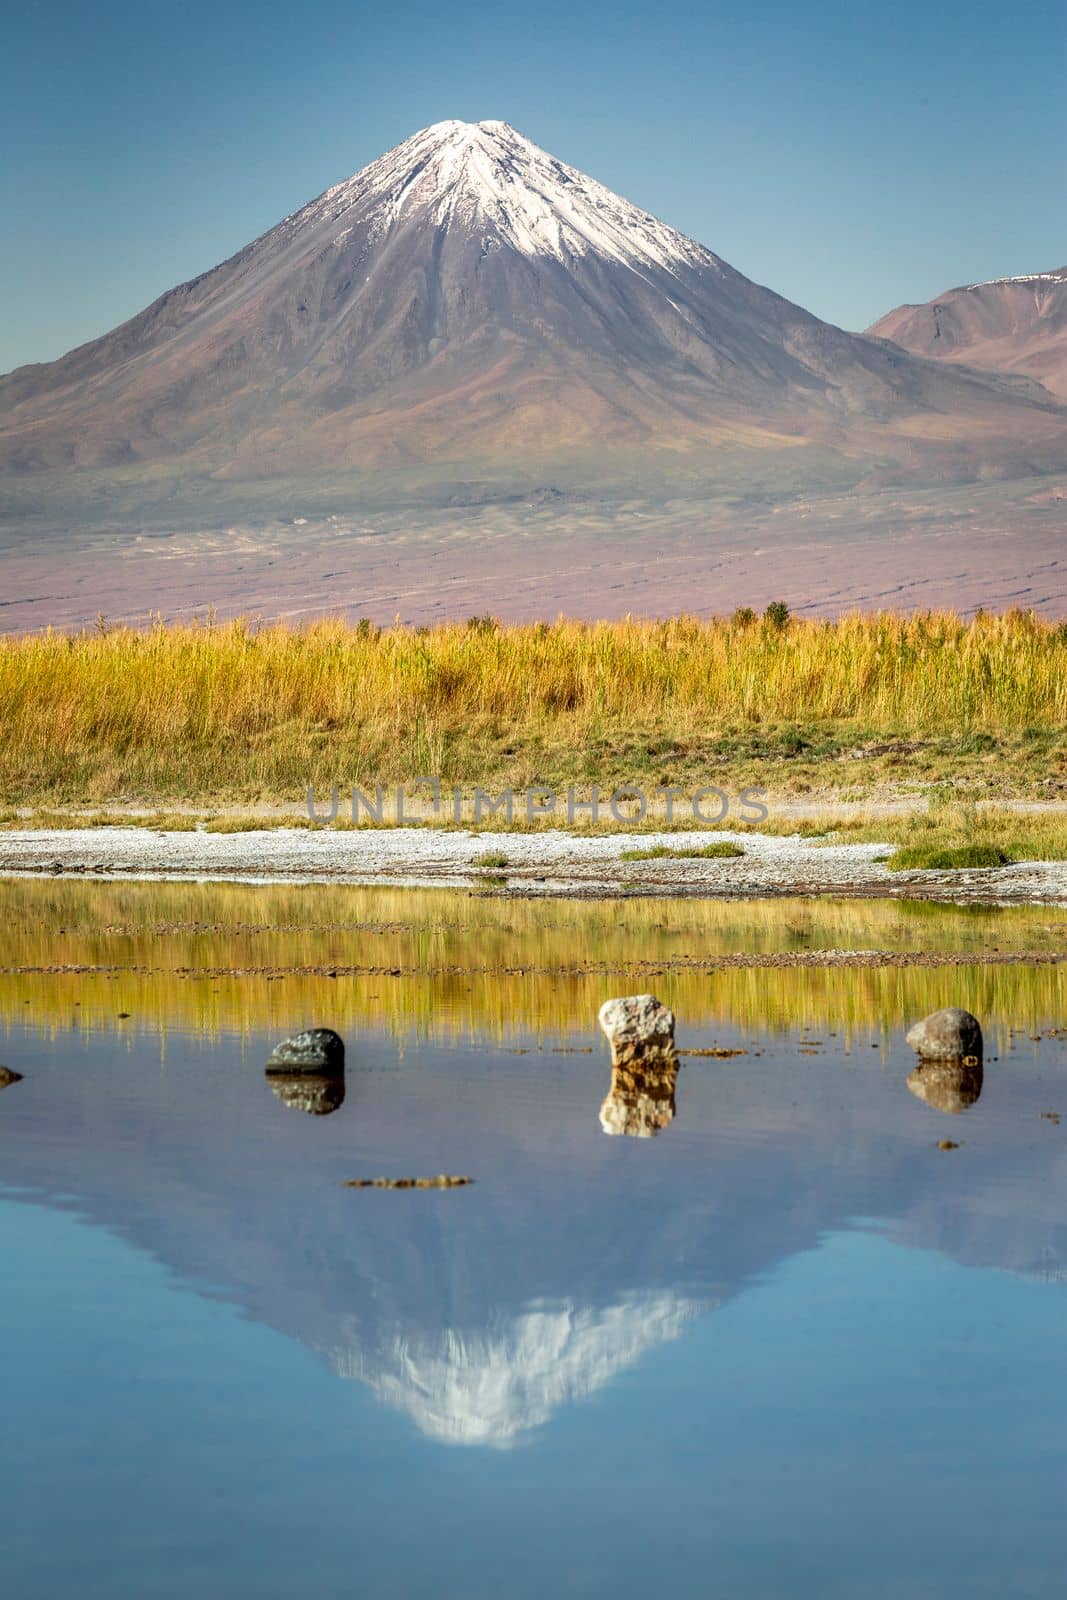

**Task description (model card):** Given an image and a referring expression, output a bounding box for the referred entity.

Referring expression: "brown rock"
[906,1008,983,1060]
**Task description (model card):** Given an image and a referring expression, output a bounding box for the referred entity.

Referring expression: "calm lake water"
[1,883,1065,1598]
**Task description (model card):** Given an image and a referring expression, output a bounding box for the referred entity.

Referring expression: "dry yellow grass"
[1,608,1065,803]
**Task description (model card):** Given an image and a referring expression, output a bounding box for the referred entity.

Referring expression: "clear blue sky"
[2,0,1063,373]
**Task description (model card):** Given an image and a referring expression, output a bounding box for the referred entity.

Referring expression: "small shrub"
[620,842,745,862]
[779,726,809,755]
[473,850,509,869]
[763,600,791,631]
[888,844,1011,872]
[958,731,997,755]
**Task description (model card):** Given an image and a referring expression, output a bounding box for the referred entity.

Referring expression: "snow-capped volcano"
[1,120,1063,524]
[292,119,714,276]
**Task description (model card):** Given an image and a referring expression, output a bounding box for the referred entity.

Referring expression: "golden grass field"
[1,609,1065,813]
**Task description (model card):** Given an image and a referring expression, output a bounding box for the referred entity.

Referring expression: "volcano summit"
[2,119,1064,535]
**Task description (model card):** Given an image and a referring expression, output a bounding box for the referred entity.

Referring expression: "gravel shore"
[1,826,1065,902]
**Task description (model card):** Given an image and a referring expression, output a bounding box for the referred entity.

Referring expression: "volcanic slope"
[2,121,1064,525]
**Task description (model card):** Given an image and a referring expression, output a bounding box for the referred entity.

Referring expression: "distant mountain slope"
[1,123,1064,528]
[867,269,1067,398]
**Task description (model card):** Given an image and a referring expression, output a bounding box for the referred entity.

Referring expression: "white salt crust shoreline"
[1,827,1066,903]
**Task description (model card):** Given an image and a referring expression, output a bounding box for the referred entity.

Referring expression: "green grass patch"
[620,842,745,862]
[889,844,1012,872]
[473,850,510,869]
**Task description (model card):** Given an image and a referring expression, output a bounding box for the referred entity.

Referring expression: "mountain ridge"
[867,267,1067,398]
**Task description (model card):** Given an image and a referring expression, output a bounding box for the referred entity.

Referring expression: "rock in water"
[266,1071,346,1116]
[266,1028,345,1073]
[598,994,678,1137]
[0,1065,23,1089]
[598,995,676,1065]
[905,1008,983,1060]
[907,1058,984,1115]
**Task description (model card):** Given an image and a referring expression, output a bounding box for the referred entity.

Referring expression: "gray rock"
[266,1028,345,1073]
[0,1065,23,1090]
[598,995,676,1065]
[266,1071,346,1116]
[905,1007,983,1060]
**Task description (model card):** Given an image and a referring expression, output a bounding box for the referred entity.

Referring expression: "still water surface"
[1,885,1065,1597]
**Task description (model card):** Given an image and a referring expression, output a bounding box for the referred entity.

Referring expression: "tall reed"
[1,609,1064,799]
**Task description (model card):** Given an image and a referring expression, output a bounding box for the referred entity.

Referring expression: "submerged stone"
[906,1007,983,1060]
[343,1175,472,1189]
[266,1027,344,1072]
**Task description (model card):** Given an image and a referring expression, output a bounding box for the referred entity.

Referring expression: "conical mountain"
[2,120,1063,524]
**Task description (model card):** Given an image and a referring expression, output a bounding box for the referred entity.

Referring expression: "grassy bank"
[1,610,1065,806]
[765,800,1067,866]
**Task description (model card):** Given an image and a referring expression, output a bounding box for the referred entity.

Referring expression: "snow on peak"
[296,119,718,278]
[964,270,1067,292]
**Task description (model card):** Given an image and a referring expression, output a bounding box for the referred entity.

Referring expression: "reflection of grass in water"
[3,965,1063,1050]
[4,879,1066,955]
[0,879,1062,1044]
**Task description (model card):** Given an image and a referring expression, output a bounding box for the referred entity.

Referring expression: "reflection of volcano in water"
[326,1292,704,1446]
[2,1023,1066,1447]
